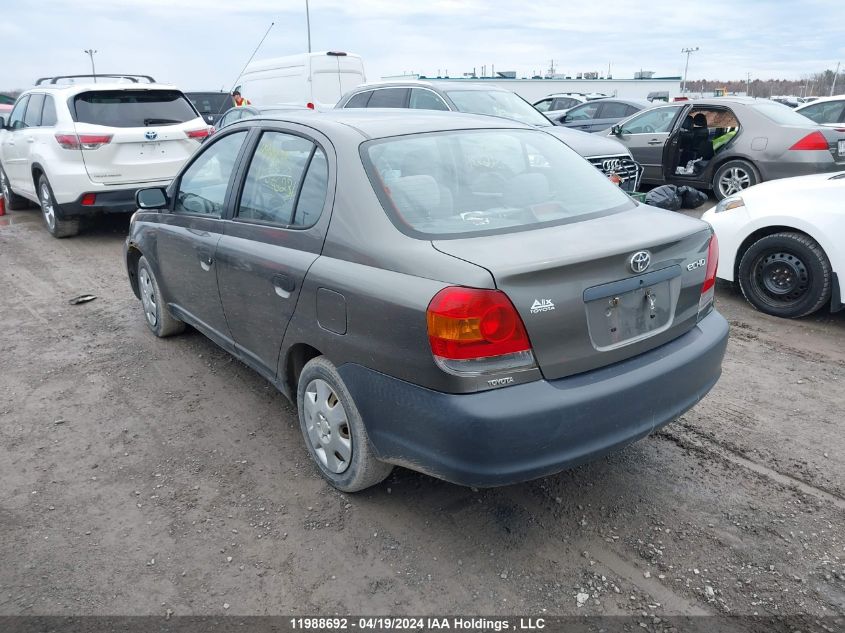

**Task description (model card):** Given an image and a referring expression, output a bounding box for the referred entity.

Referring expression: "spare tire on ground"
[644,185,682,211]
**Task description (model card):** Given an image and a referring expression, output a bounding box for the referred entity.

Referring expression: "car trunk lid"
[433,205,713,380]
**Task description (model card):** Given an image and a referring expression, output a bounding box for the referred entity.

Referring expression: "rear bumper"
[758,156,845,181]
[339,310,729,487]
[58,189,145,217]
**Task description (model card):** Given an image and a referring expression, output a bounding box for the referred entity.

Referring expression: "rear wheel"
[297,357,392,492]
[37,175,79,238]
[712,160,759,200]
[737,232,832,318]
[137,256,185,337]
[0,165,29,210]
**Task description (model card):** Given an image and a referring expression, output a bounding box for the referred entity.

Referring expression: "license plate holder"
[139,142,165,157]
[584,278,675,350]
[838,139,845,156]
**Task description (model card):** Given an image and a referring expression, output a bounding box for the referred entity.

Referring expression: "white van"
[238,52,366,110]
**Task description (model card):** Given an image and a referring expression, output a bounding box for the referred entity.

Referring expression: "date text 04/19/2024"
[289,617,547,630]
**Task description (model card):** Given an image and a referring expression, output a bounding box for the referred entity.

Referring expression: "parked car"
[336,81,642,192]
[795,95,845,127]
[702,172,845,318]
[0,74,211,237]
[532,92,608,119]
[215,104,311,131]
[550,99,651,133]
[239,51,366,110]
[186,91,236,126]
[124,109,728,492]
[604,97,845,199]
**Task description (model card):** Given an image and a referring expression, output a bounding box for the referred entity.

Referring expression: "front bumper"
[339,310,729,487]
[58,189,144,217]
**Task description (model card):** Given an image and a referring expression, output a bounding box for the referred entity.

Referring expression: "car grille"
[588,155,642,192]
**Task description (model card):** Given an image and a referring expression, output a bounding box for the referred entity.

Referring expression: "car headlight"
[715,196,745,213]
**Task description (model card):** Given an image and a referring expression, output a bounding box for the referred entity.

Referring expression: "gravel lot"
[0,204,843,624]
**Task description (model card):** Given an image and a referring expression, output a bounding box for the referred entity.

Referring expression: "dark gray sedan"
[550,99,652,133]
[124,110,728,492]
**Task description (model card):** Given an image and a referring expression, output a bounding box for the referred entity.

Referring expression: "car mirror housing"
[136,187,168,210]
[0,116,6,129]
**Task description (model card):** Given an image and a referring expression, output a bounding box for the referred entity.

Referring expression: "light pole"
[84,49,97,82]
[681,46,699,95]
[831,61,841,97]
[305,0,311,53]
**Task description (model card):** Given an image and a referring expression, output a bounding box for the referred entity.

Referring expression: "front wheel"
[737,232,832,318]
[37,175,79,238]
[297,357,392,492]
[137,256,185,337]
[712,160,759,200]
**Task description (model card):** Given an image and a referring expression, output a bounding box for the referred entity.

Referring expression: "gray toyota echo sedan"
[124,109,729,492]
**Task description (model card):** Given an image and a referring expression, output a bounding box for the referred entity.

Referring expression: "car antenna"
[213,21,275,120]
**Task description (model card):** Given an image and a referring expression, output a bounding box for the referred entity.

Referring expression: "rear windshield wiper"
[143,118,182,126]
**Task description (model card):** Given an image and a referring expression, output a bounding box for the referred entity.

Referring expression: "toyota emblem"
[145,131,158,141]
[602,158,622,172]
[629,250,651,274]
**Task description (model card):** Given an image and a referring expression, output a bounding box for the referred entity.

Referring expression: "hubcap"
[139,268,158,327]
[718,167,751,197]
[303,379,352,474]
[39,183,56,229]
[753,251,809,305]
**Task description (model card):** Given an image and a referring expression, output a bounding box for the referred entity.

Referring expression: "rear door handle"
[647,139,663,145]
[273,273,295,299]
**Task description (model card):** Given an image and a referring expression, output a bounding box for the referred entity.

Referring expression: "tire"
[297,357,392,492]
[737,232,832,319]
[37,175,79,238]
[136,255,185,337]
[712,160,760,200]
[0,164,30,210]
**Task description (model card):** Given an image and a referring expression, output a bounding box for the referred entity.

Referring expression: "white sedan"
[702,171,845,319]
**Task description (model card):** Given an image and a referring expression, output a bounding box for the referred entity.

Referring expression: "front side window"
[8,95,29,130]
[620,106,680,134]
[565,102,601,121]
[74,90,198,128]
[362,129,633,239]
[533,99,553,112]
[409,88,449,111]
[238,131,327,227]
[174,131,246,216]
[446,89,551,127]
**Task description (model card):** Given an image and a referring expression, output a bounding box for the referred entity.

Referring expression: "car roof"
[796,95,845,107]
[348,80,510,94]
[245,108,534,139]
[25,82,181,95]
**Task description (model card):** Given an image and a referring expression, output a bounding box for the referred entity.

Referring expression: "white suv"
[0,75,211,237]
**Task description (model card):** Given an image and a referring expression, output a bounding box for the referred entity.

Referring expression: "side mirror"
[611,124,622,136]
[0,116,6,129]
[136,187,168,210]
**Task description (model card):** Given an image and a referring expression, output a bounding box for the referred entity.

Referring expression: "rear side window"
[344,91,372,108]
[534,99,552,112]
[41,96,57,127]
[73,90,198,128]
[24,94,45,127]
[174,131,247,216]
[238,131,327,228]
[753,102,820,126]
[799,101,845,124]
[599,102,631,119]
[367,88,409,108]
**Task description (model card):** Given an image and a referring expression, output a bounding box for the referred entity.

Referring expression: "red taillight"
[54,133,112,150]
[427,287,532,360]
[80,193,96,206]
[306,102,315,110]
[701,233,719,294]
[789,131,829,151]
[185,127,212,140]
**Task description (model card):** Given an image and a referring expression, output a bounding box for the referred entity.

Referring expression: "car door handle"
[26,137,35,144]
[273,273,295,299]
[647,139,663,145]
[198,251,213,271]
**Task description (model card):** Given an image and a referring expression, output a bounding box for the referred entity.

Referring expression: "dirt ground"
[0,203,843,623]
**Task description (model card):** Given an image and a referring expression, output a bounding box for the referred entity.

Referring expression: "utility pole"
[305,0,312,53]
[84,49,97,82]
[746,72,751,96]
[681,47,699,95]
[831,62,841,96]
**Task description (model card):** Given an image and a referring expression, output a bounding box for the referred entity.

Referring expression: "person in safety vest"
[232,90,251,107]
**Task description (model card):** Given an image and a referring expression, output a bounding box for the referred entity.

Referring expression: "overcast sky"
[2,0,843,91]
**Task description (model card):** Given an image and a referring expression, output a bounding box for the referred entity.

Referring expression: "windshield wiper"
[143,118,181,126]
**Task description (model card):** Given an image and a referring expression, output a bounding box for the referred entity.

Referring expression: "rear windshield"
[445,90,553,127]
[73,90,198,127]
[361,129,634,239]
[753,102,819,126]
[187,93,232,115]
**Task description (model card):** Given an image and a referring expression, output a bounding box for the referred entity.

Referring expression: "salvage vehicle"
[702,171,844,318]
[795,96,845,127]
[337,81,642,192]
[0,74,211,237]
[185,91,236,126]
[549,98,651,133]
[604,97,845,199]
[532,92,608,120]
[124,110,728,491]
